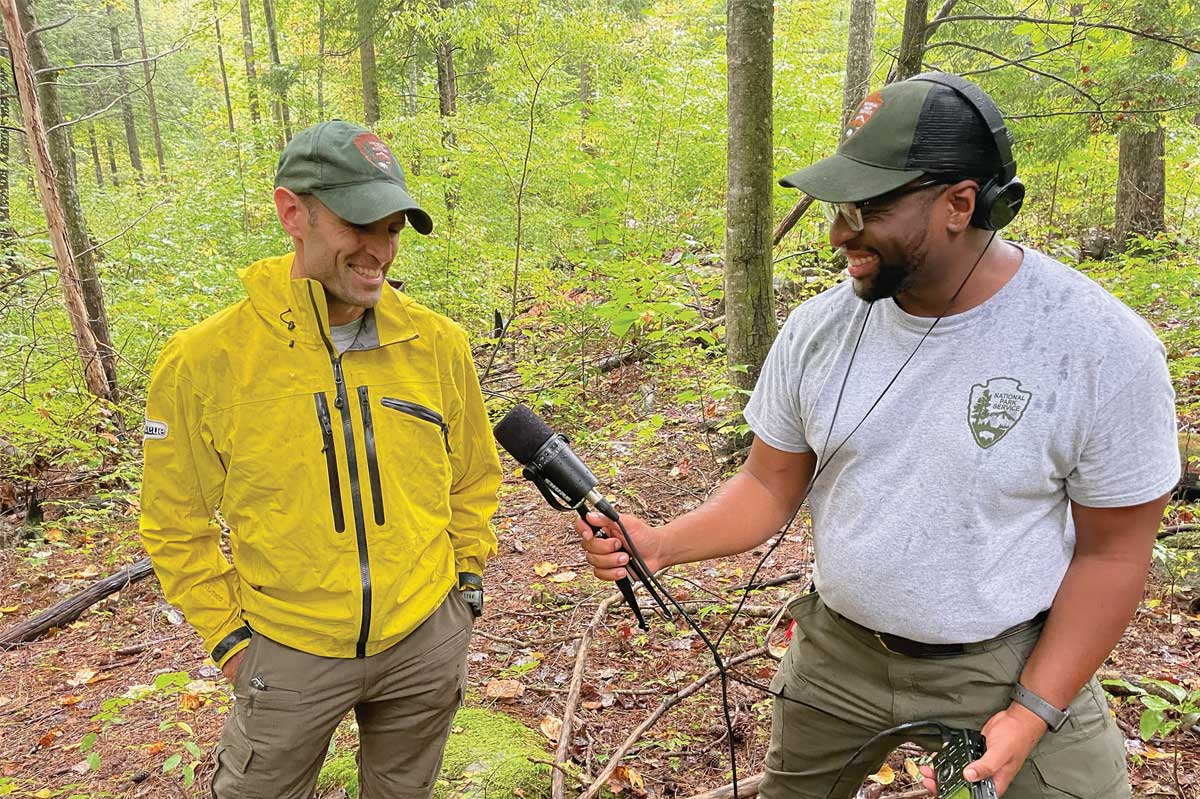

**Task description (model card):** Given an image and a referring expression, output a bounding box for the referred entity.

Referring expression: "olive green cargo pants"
[760,593,1130,799]
[212,590,474,799]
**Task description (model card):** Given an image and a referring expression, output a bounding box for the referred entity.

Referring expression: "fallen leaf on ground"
[58,695,82,707]
[904,757,921,781]
[533,562,558,577]
[179,693,202,711]
[484,679,525,701]
[0,605,19,614]
[548,571,576,583]
[37,728,63,749]
[608,766,646,796]
[867,764,895,785]
[66,669,97,688]
[539,715,562,741]
[148,742,166,755]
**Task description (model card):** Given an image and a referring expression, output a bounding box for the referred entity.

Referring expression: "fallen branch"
[0,557,154,647]
[473,629,581,648]
[772,195,816,247]
[553,591,623,799]
[682,773,765,799]
[1158,524,1200,539]
[735,570,808,592]
[583,645,770,799]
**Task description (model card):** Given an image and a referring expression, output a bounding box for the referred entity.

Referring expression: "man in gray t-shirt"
[576,75,1178,798]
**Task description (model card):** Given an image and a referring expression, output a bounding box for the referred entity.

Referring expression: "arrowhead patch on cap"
[845,91,884,140]
[353,133,399,177]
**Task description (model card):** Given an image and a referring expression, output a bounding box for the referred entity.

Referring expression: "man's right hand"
[573,512,665,581]
[221,649,245,683]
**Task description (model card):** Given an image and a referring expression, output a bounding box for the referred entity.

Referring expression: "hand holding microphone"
[573,511,663,583]
[493,404,671,629]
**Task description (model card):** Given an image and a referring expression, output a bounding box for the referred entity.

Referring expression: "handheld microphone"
[493,404,671,629]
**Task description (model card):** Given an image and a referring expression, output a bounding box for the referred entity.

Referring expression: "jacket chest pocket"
[362,391,454,526]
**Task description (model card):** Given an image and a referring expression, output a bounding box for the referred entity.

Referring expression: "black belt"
[832,609,1050,659]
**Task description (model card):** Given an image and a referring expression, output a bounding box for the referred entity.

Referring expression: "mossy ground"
[315,707,551,798]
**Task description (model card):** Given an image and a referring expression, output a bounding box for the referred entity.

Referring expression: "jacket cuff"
[210,626,252,667]
[455,556,487,579]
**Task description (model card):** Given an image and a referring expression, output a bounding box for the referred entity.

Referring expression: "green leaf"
[163,754,182,773]
[184,740,203,758]
[183,762,197,786]
[79,732,98,752]
[1140,695,1171,712]
[87,752,100,772]
[1139,708,1164,741]
[1102,679,1145,696]
[1144,679,1187,704]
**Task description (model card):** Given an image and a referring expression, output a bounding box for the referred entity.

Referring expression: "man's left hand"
[919,703,1046,796]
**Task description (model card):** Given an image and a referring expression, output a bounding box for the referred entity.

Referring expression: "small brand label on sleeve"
[143,419,169,440]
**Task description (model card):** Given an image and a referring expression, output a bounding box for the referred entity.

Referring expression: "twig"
[529,757,587,788]
[1158,524,1200,539]
[473,629,581,648]
[734,570,808,592]
[553,591,622,799]
[582,645,770,799]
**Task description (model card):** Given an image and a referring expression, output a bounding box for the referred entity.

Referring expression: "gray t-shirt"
[743,246,1179,644]
[329,310,379,354]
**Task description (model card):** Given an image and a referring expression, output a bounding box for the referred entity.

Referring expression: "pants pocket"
[211,740,256,799]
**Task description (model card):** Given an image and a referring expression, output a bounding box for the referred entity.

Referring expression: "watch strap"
[1011,683,1070,732]
[458,572,483,591]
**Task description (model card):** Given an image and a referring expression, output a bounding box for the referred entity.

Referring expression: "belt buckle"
[874,632,901,655]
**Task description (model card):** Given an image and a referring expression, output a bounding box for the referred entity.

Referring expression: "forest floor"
[0,363,1198,799]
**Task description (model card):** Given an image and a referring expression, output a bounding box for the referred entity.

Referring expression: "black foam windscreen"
[493,404,555,465]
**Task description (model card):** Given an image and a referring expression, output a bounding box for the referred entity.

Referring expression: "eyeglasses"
[821,179,947,232]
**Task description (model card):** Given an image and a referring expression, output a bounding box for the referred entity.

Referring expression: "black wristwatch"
[1010,683,1071,732]
[458,572,483,618]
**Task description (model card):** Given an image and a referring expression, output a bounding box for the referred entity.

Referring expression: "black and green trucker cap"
[779,78,1004,203]
[275,121,433,235]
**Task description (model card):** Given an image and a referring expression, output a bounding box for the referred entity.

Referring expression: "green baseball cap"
[275,121,433,235]
[779,78,1003,203]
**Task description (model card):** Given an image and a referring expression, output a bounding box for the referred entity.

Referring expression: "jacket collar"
[241,253,420,348]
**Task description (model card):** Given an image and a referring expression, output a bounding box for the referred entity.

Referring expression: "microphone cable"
[602,231,997,799]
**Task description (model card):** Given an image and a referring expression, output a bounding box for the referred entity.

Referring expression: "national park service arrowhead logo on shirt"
[968,377,1032,449]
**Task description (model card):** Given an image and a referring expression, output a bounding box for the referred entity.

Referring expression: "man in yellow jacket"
[139,120,502,798]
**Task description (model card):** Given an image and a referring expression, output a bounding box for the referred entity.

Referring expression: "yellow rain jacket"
[139,254,501,666]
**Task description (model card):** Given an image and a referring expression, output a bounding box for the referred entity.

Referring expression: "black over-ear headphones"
[910,72,1026,230]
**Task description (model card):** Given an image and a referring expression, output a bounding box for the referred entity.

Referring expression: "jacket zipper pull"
[440,423,451,453]
[333,360,345,408]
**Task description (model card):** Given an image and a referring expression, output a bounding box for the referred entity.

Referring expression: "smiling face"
[830,182,948,304]
[276,189,407,325]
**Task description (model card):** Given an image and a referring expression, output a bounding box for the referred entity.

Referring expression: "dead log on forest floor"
[0,556,154,647]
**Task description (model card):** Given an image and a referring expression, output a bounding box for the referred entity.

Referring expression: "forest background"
[0,0,1198,797]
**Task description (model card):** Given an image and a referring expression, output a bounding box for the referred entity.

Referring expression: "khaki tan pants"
[212,590,474,799]
[760,593,1130,799]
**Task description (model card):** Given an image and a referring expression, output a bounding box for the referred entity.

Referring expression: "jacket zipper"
[380,397,452,453]
[307,285,372,658]
[358,386,385,526]
[314,392,345,533]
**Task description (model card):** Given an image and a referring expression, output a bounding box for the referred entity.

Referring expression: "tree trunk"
[1114,121,1165,247]
[105,2,143,182]
[725,0,776,405]
[317,0,325,117]
[357,0,380,125]
[17,0,118,397]
[894,0,929,82]
[0,70,11,248]
[403,52,419,117]
[132,0,165,172]
[238,0,260,124]
[261,0,291,143]
[213,0,236,133]
[1,0,112,400]
[579,60,595,125]
[435,0,458,214]
[88,123,104,187]
[841,0,876,130]
[106,136,120,186]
